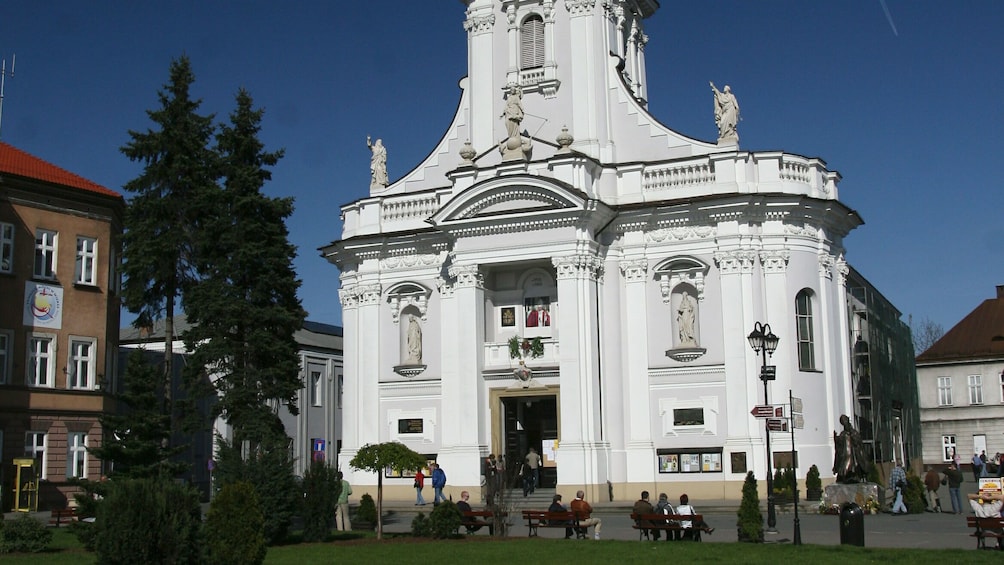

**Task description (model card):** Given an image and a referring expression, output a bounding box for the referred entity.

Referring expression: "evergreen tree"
[120,55,219,466]
[182,88,303,448]
[88,350,187,479]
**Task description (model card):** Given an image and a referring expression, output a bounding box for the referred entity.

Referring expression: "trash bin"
[839,502,865,546]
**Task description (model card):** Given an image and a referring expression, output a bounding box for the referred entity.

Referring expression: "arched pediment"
[430,175,586,225]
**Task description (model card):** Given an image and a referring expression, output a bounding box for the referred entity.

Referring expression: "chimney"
[998,285,1004,299]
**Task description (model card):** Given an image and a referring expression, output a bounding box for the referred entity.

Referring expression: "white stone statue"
[406,315,422,364]
[710,82,739,143]
[499,83,532,160]
[367,135,388,189]
[677,291,697,347]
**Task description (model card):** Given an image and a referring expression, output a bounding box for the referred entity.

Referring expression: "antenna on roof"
[0,53,15,139]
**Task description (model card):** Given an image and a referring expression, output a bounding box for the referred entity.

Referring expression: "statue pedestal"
[822,483,881,513]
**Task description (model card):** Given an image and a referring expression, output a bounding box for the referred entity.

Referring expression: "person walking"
[944,462,964,514]
[431,462,447,505]
[889,461,908,514]
[525,447,541,494]
[972,452,984,481]
[923,466,943,512]
[335,471,353,531]
[414,468,426,506]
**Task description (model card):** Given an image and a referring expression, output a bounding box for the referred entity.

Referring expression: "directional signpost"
[766,418,788,432]
[751,405,784,419]
[789,391,803,545]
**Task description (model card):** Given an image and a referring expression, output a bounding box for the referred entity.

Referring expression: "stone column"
[552,253,608,495]
[619,258,655,484]
[338,282,382,484]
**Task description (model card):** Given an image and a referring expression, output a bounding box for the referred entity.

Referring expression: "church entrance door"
[499,393,558,489]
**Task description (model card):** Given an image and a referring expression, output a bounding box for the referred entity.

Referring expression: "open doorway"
[501,394,558,488]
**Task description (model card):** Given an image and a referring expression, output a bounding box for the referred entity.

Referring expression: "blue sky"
[3,1,1001,334]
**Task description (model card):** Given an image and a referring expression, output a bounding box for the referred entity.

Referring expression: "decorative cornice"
[565,0,597,17]
[463,13,495,34]
[553,254,604,281]
[713,250,756,275]
[645,226,715,243]
[380,253,442,271]
[759,250,791,274]
[618,259,648,282]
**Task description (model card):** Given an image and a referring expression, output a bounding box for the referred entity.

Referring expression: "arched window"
[520,15,544,69]
[795,289,816,370]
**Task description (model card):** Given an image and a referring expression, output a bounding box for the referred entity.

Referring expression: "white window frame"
[795,290,816,370]
[968,374,983,405]
[67,432,88,479]
[0,221,13,273]
[75,236,98,285]
[25,431,47,478]
[0,330,11,385]
[34,229,58,279]
[937,376,953,406]
[311,370,322,407]
[337,373,344,409]
[1000,371,1004,403]
[68,337,97,390]
[942,435,956,462]
[27,333,56,388]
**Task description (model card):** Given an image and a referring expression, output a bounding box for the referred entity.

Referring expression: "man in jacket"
[570,490,602,540]
[923,467,942,512]
[431,463,447,505]
[632,490,656,540]
[944,462,965,514]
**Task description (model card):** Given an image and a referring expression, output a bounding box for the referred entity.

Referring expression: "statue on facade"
[499,83,532,160]
[406,316,423,364]
[367,135,388,189]
[832,414,869,483]
[677,291,698,347]
[709,82,739,143]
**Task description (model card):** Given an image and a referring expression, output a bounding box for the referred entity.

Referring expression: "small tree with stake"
[350,442,428,540]
[737,471,764,543]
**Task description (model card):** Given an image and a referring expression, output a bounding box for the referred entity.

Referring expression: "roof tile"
[0,141,120,198]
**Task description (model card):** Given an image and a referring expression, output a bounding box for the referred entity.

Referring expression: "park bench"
[630,512,703,541]
[521,509,583,538]
[966,515,1004,550]
[460,509,495,535]
[48,507,78,527]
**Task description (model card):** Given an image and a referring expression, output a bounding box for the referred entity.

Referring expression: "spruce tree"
[182,88,303,448]
[120,56,219,468]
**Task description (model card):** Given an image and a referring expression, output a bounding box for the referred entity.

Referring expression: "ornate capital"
[619,259,648,282]
[464,13,496,34]
[338,285,359,309]
[818,253,836,280]
[448,264,484,289]
[553,254,604,281]
[357,284,382,306]
[835,255,849,286]
[759,250,791,274]
[565,0,597,17]
[713,250,756,275]
[436,276,455,299]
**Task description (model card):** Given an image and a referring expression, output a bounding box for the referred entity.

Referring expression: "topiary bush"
[410,512,432,537]
[301,461,341,542]
[0,514,52,554]
[355,493,377,527]
[805,464,822,500]
[205,481,266,565]
[92,477,203,565]
[427,500,462,539]
[736,471,764,543]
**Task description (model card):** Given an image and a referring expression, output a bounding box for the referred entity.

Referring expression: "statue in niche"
[405,315,423,364]
[367,135,388,189]
[676,291,698,347]
[832,414,869,484]
[710,82,740,143]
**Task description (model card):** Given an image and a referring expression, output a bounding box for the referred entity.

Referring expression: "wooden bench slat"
[630,512,703,541]
[966,516,1004,550]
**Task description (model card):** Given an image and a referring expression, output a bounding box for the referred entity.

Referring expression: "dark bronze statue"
[832,414,869,483]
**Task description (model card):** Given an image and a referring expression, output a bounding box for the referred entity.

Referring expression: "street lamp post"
[748,321,779,534]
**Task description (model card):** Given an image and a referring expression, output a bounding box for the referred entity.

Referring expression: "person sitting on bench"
[676,494,714,538]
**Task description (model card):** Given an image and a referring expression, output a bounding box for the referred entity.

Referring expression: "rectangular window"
[68,338,96,390]
[0,331,10,385]
[795,291,816,370]
[25,431,47,478]
[33,229,57,279]
[937,376,952,406]
[75,236,98,285]
[673,408,704,427]
[0,222,13,273]
[67,433,87,479]
[337,374,344,409]
[968,374,983,405]
[311,370,322,407]
[942,435,956,462]
[1000,372,1004,403]
[28,334,55,387]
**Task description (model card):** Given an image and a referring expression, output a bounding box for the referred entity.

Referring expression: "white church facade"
[323,0,906,502]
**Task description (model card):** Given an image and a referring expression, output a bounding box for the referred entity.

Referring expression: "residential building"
[322,2,916,502]
[916,285,1004,471]
[0,141,124,510]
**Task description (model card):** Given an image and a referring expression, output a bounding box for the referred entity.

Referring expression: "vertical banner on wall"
[23,282,63,329]
[312,438,326,462]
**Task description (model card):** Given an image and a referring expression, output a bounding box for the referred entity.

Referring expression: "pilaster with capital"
[463,13,495,35]
[713,249,756,275]
[565,0,597,17]
[441,263,485,466]
[552,254,604,282]
[619,257,656,482]
[759,250,791,274]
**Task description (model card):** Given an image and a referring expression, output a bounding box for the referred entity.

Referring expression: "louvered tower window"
[520,15,544,69]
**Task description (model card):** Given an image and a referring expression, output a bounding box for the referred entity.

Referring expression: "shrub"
[427,500,462,539]
[92,477,203,565]
[904,472,925,514]
[806,464,822,491]
[736,471,764,543]
[356,493,377,525]
[205,481,266,565]
[410,512,432,537]
[301,461,341,542]
[0,514,52,554]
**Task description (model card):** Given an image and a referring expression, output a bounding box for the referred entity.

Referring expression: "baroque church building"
[323,0,884,502]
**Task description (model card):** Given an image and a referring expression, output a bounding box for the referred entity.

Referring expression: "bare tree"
[912,316,945,354]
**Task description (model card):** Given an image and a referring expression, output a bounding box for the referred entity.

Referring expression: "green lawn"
[1,530,969,565]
